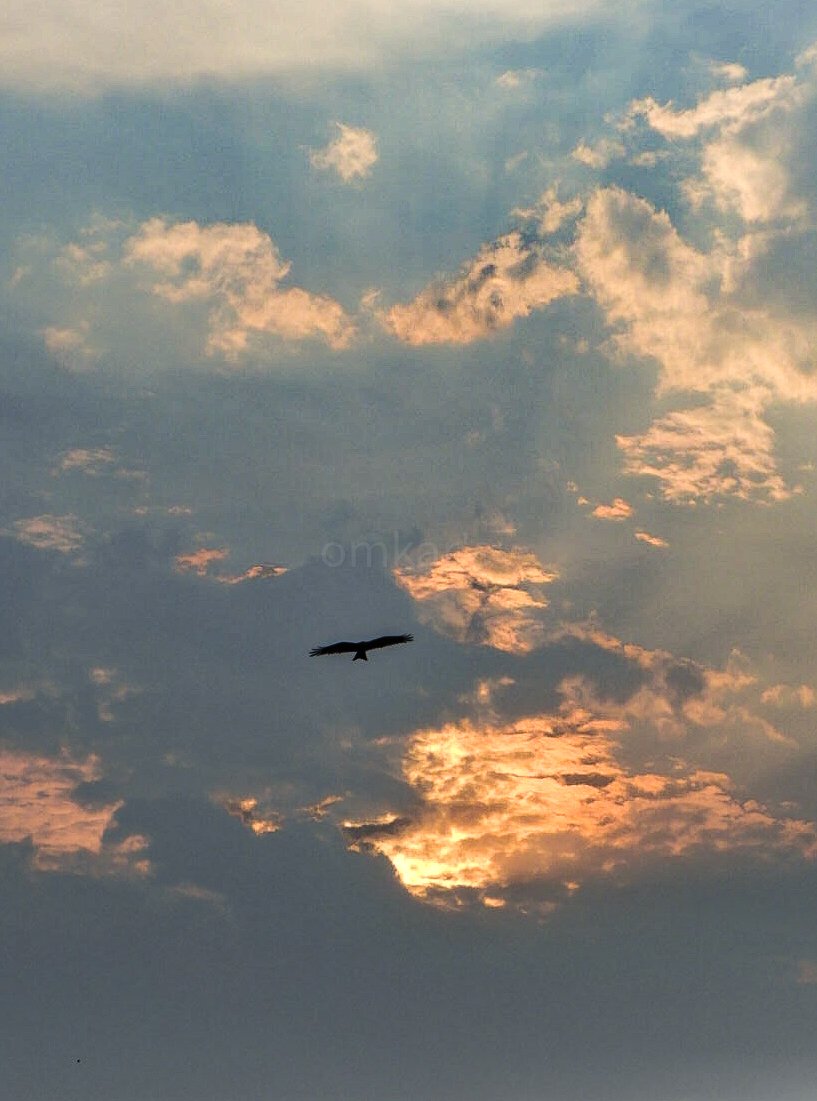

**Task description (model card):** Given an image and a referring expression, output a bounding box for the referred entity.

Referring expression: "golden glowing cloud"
[6,514,86,555]
[345,703,815,908]
[394,545,557,652]
[634,530,668,548]
[591,497,633,521]
[175,547,230,577]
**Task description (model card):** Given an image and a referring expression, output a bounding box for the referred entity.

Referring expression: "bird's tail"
[353,651,368,661]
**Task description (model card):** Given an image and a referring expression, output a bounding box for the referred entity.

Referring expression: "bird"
[309,633,413,661]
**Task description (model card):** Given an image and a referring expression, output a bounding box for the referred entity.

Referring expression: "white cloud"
[512,185,583,234]
[571,137,625,169]
[309,123,378,182]
[42,323,98,369]
[0,0,618,92]
[495,68,542,89]
[124,218,355,357]
[385,231,579,345]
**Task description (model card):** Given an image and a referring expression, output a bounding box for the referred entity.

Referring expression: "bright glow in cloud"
[310,123,378,182]
[175,548,230,577]
[345,706,815,907]
[385,231,579,345]
[634,530,668,548]
[124,218,355,357]
[395,545,557,652]
[219,797,282,835]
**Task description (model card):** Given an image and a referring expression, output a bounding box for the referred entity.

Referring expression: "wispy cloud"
[5,514,87,555]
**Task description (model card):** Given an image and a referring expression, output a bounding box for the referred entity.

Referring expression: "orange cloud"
[6,514,86,555]
[219,797,282,835]
[385,231,579,345]
[344,703,815,909]
[0,748,149,874]
[175,547,230,577]
[635,530,668,548]
[591,497,633,521]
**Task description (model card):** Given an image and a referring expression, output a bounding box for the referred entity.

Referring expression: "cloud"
[124,218,355,357]
[627,66,812,224]
[344,704,815,908]
[394,545,557,652]
[5,514,86,555]
[591,497,633,521]
[0,748,149,874]
[42,323,98,369]
[495,68,542,89]
[0,0,617,93]
[384,231,579,345]
[343,636,817,908]
[571,137,625,169]
[309,123,378,182]
[175,547,230,577]
[634,530,668,548]
[218,797,282,835]
[574,184,817,502]
[796,959,817,984]
[55,447,117,475]
[615,390,796,504]
[710,61,749,85]
[512,185,583,234]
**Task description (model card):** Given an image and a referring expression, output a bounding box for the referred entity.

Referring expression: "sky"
[3,2,817,1099]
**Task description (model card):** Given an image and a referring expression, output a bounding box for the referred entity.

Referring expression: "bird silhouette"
[309,633,413,661]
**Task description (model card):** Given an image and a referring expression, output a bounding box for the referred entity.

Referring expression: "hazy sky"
[3,3,817,1099]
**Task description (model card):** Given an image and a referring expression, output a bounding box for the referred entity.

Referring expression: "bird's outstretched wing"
[309,641,359,657]
[364,634,414,651]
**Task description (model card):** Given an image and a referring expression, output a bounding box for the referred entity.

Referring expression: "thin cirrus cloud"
[384,231,579,345]
[309,123,378,182]
[124,218,356,357]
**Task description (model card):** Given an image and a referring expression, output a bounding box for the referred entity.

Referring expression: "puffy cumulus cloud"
[634,530,668,548]
[394,545,557,653]
[344,707,815,909]
[384,231,579,345]
[4,514,86,555]
[309,123,378,182]
[591,497,633,521]
[0,0,615,92]
[575,185,817,503]
[0,749,149,874]
[616,390,797,505]
[124,218,355,357]
[627,64,813,224]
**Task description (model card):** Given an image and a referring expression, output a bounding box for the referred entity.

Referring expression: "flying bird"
[309,634,413,661]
